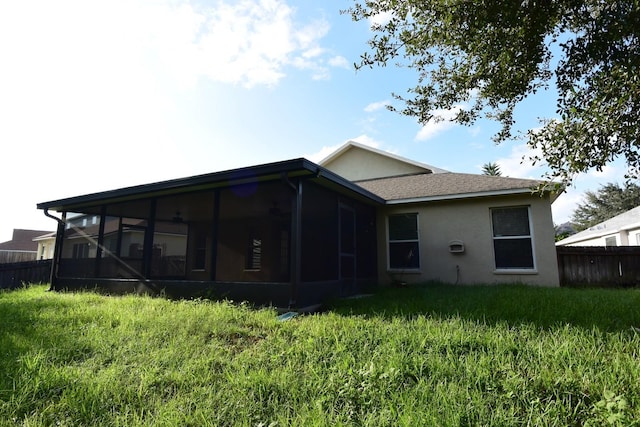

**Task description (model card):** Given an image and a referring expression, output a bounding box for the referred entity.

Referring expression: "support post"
[289,179,302,308]
[142,199,157,279]
[210,189,220,281]
[49,211,66,290]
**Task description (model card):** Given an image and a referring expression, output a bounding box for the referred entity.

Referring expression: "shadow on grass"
[329,282,640,333]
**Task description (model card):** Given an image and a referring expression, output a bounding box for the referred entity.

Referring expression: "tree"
[345,1,640,186]
[482,162,502,176]
[571,182,640,231]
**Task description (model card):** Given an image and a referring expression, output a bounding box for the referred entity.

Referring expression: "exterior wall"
[628,228,640,245]
[376,194,560,286]
[323,147,427,181]
[36,237,56,260]
[564,235,619,247]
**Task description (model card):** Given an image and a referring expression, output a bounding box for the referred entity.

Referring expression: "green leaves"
[571,182,640,231]
[347,0,640,186]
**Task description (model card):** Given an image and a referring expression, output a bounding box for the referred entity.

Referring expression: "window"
[72,243,90,259]
[388,213,420,269]
[491,206,534,270]
[605,236,617,247]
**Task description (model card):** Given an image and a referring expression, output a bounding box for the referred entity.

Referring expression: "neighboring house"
[556,205,640,247]
[37,141,561,309]
[0,229,53,263]
[34,232,56,260]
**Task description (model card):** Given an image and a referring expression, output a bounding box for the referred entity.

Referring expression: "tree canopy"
[571,182,640,231]
[345,1,640,186]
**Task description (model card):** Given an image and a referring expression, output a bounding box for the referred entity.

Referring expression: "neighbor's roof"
[556,205,640,246]
[0,229,53,251]
[355,172,550,204]
[319,140,449,174]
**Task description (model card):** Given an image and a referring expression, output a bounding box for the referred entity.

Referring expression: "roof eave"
[383,188,542,205]
[37,158,384,212]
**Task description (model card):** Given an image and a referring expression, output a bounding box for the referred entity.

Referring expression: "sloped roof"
[355,172,547,203]
[319,140,449,175]
[0,229,53,251]
[38,158,385,213]
[556,205,640,246]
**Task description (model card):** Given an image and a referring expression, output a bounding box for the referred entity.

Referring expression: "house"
[37,141,561,309]
[321,142,560,287]
[33,232,56,260]
[556,205,640,247]
[0,229,53,263]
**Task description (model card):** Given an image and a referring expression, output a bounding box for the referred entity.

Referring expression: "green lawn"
[1,284,640,426]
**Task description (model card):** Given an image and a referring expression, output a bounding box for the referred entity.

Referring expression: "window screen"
[388,213,420,269]
[491,206,534,269]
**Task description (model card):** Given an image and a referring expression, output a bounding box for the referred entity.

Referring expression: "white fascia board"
[620,221,640,232]
[384,188,535,205]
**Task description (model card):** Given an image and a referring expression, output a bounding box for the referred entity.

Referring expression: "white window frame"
[490,206,537,273]
[387,212,420,271]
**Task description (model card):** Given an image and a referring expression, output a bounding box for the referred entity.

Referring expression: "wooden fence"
[557,246,640,288]
[0,251,36,264]
[0,260,52,290]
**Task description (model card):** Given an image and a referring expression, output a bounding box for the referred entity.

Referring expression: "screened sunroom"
[38,159,382,309]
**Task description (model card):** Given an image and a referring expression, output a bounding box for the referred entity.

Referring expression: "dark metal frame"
[37,159,383,309]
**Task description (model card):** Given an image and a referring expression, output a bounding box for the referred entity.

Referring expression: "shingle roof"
[355,172,545,203]
[0,229,53,251]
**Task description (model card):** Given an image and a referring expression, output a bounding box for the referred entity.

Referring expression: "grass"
[1,283,640,426]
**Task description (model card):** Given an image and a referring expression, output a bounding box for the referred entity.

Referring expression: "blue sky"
[0,0,628,242]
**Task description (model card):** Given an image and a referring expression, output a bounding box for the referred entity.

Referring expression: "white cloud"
[0,0,340,241]
[192,0,331,88]
[302,46,326,58]
[494,144,544,178]
[351,134,382,148]
[468,126,482,138]
[551,188,584,224]
[369,11,393,28]
[306,144,344,163]
[328,55,350,69]
[364,100,390,113]
[415,105,464,141]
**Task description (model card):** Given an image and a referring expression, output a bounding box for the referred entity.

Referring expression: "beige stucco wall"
[35,237,56,260]
[376,193,560,286]
[323,147,428,181]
